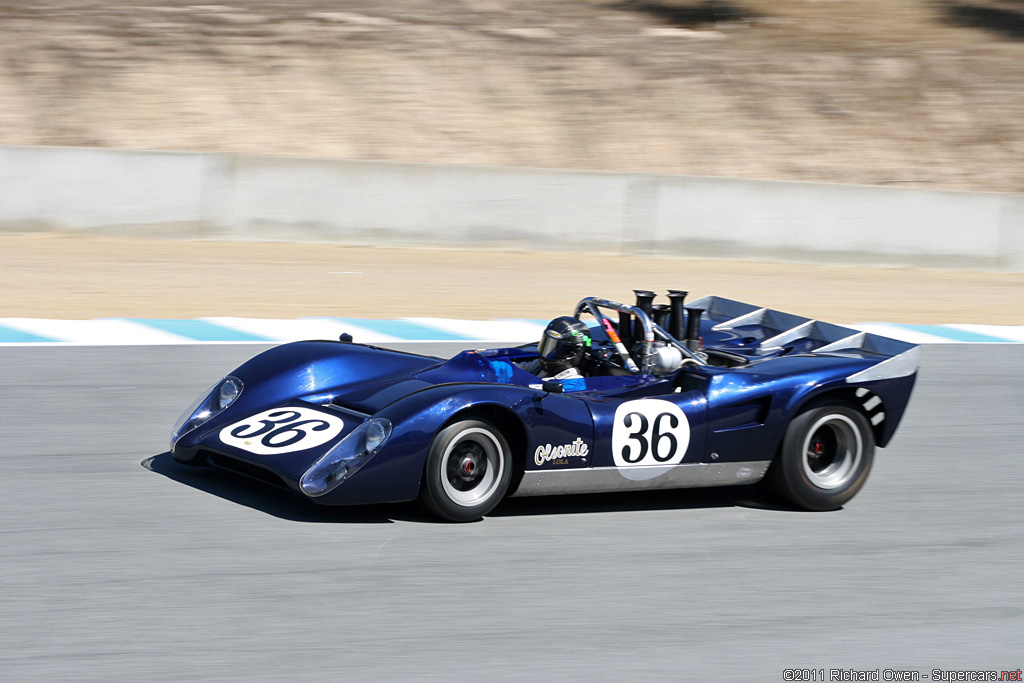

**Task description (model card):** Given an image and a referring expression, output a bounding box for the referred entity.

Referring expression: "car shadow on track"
[492,486,798,518]
[141,453,419,524]
[142,453,803,524]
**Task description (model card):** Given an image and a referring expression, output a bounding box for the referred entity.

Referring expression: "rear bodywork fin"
[690,295,918,361]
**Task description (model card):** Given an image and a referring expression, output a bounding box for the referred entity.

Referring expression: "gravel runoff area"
[3,234,1022,324]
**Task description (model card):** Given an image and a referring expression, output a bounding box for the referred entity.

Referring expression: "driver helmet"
[537,316,591,374]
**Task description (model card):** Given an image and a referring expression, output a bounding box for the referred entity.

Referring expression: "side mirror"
[339,333,353,343]
[542,381,564,394]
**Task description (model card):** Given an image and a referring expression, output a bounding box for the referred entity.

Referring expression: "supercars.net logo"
[783,668,1022,682]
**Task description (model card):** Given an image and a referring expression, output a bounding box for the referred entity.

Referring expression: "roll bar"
[573,297,707,373]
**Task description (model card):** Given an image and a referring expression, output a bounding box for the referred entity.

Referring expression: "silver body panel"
[510,461,771,498]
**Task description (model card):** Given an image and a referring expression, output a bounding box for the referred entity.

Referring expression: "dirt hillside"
[2,1,1023,193]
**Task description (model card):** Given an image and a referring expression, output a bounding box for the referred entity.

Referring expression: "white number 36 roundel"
[220,407,345,456]
[611,399,690,468]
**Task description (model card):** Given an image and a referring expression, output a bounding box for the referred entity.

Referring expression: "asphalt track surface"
[1,343,1021,682]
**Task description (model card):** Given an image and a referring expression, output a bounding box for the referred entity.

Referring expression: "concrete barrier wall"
[2,144,1022,270]
[0,146,209,231]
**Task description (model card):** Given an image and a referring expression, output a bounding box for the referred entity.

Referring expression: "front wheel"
[762,403,875,511]
[421,418,512,522]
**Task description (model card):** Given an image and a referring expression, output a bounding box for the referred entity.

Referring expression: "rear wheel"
[762,403,875,511]
[421,418,512,522]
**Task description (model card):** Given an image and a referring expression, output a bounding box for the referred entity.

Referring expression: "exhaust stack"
[684,307,705,352]
[633,289,655,317]
[667,290,688,341]
[653,304,671,330]
[633,289,656,342]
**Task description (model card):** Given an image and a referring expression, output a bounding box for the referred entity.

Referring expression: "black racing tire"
[421,418,512,522]
[761,402,875,511]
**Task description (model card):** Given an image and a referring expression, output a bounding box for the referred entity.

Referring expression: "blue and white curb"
[0,318,550,346]
[852,323,1024,344]
[0,318,1022,346]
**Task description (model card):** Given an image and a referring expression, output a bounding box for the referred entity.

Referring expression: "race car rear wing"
[688,295,918,360]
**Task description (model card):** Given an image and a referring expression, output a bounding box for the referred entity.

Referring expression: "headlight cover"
[300,418,392,497]
[217,377,242,410]
[169,376,243,450]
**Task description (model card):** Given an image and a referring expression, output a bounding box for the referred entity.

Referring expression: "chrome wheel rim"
[801,414,862,490]
[440,428,504,507]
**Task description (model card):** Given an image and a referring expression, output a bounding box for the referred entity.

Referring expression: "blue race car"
[170,291,919,521]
